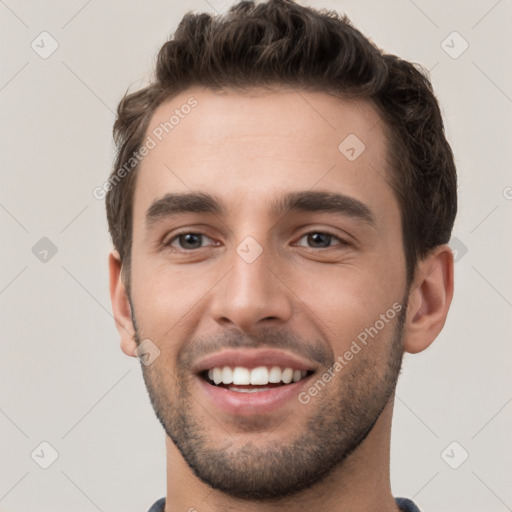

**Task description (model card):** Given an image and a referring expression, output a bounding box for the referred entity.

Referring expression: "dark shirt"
[148,496,421,511]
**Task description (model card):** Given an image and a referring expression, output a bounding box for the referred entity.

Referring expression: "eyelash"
[163,231,349,251]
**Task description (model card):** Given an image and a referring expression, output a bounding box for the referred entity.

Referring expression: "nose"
[209,241,293,333]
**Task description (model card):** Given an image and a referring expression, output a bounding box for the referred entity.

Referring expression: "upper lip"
[193,348,318,375]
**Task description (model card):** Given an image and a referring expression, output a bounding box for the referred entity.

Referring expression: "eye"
[165,232,215,250]
[295,231,347,249]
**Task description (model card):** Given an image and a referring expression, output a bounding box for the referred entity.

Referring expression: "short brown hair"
[106,0,457,290]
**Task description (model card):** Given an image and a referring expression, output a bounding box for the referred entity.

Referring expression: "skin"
[109,86,454,512]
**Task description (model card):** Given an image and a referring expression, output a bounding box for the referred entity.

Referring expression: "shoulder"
[395,497,422,512]
[146,497,166,512]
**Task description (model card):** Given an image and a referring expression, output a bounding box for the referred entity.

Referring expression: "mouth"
[194,349,317,416]
[201,365,314,392]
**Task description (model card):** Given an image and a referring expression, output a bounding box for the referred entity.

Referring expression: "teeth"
[282,368,293,384]
[228,386,273,393]
[269,366,282,383]
[222,366,233,384]
[213,367,223,385]
[250,366,268,385]
[206,366,309,386]
[232,367,251,385]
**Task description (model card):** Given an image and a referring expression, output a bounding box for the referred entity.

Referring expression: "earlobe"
[403,245,454,354]
[108,250,137,358]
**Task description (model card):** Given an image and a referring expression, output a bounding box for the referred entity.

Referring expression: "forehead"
[145,85,385,161]
[133,86,395,224]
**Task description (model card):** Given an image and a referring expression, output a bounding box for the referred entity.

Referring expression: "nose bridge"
[211,234,292,331]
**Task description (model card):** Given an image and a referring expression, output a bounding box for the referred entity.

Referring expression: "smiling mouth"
[201,365,315,393]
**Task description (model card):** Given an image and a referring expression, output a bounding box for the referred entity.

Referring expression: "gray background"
[1,0,511,511]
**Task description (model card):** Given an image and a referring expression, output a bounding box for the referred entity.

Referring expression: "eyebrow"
[145,190,376,229]
[145,192,223,228]
[273,190,376,227]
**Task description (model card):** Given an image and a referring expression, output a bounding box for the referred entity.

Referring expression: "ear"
[108,250,137,358]
[403,244,454,354]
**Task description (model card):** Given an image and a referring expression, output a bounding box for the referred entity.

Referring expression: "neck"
[164,395,400,512]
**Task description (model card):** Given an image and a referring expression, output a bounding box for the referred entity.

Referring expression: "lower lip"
[197,375,313,416]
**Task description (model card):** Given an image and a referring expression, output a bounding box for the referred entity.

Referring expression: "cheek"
[130,259,216,337]
[290,265,399,353]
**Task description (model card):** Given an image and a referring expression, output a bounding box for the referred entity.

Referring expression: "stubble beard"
[132,304,406,501]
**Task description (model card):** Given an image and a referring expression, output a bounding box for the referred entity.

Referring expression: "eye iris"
[308,233,331,247]
[180,233,202,249]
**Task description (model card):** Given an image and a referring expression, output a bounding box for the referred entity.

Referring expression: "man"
[106,1,456,511]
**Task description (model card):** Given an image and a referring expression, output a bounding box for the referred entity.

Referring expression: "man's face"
[127,86,408,499]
